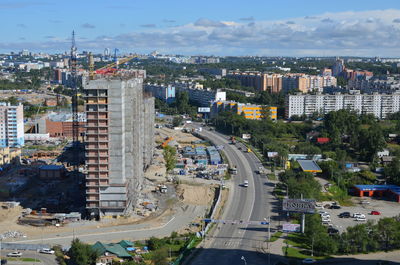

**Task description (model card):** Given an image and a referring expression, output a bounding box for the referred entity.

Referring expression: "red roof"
[317,137,330,144]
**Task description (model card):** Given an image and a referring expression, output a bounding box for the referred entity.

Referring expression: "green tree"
[358,126,386,162]
[68,238,99,265]
[385,157,400,185]
[150,247,169,265]
[163,146,177,173]
[172,116,183,127]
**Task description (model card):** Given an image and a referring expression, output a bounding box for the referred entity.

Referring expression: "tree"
[358,126,386,162]
[305,214,337,255]
[163,146,177,173]
[172,116,183,127]
[150,247,169,265]
[68,238,99,265]
[385,157,400,185]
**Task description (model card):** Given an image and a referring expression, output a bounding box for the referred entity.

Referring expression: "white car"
[353,213,365,218]
[7,252,22,257]
[320,212,330,217]
[243,180,249,187]
[39,248,55,254]
[318,210,328,215]
[322,217,331,223]
[356,216,367,222]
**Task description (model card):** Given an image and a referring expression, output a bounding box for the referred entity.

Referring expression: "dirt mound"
[176,184,214,206]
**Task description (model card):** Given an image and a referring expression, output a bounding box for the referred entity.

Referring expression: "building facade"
[144,84,176,104]
[84,78,154,217]
[0,103,24,148]
[286,92,400,119]
[211,100,277,120]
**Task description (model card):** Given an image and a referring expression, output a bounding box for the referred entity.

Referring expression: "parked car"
[328,227,339,234]
[360,200,370,205]
[322,217,331,222]
[322,221,331,226]
[302,258,316,264]
[339,212,351,218]
[318,211,329,216]
[330,205,341,209]
[353,213,365,218]
[39,248,55,254]
[356,216,367,222]
[7,252,22,257]
[370,211,381,215]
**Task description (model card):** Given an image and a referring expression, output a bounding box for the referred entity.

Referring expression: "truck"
[229,166,238,175]
[230,136,236,144]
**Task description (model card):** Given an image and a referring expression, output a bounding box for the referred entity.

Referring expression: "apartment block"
[175,85,226,107]
[144,84,176,103]
[286,92,400,119]
[211,101,277,120]
[0,103,24,148]
[84,78,154,217]
[228,72,283,93]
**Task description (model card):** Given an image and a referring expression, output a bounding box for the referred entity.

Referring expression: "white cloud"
[4,9,400,56]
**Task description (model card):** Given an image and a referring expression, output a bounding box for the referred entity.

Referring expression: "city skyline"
[1,0,400,56]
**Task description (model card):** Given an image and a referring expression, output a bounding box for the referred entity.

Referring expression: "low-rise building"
[0,147,21,167]
[211,100,277,120]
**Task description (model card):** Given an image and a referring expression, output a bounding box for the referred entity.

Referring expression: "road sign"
[282,199,316,213]
[198,107,211,113]
[282,223,301,232]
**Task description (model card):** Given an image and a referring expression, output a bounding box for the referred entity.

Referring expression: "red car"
[370,211,381,215]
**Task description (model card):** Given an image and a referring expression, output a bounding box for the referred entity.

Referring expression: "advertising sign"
[198,107,211,113]
[242,134,251,140]
[282,223,301,232]
[282,199,316,213]
[267,152,278,158]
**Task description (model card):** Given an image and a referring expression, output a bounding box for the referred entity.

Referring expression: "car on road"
[7,252,22,257]
[356,216,367,222]
[243,180,249,187]
[370,210,381,215]
[339,212,351,218]
[302,258,316,264]
[39,248,55,254]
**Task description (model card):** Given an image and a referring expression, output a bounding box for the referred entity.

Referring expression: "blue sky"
[1,0,400,56]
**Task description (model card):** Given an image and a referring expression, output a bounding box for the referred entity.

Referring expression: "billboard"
[198,107,211,113]
[282,223,301,232]
[282,199,316,213]
[267,152,278,158]
[242,134,251,140]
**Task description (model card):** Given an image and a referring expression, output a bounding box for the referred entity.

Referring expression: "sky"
[1,0,400,57]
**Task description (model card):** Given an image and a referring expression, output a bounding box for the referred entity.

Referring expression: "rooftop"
[298,160,322,173]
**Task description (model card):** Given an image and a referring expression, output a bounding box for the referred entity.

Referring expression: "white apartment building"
[286,92,400,119]
[0,103,24,148]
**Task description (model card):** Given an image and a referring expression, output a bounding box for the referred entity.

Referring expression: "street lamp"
[240,256,247,265]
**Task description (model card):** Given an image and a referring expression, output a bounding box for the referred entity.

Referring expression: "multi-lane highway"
[189,125,278,265]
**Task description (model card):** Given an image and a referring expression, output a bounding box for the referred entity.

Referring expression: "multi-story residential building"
[227,72,283,93]
[211,100,277,120]
[175,85,226,107]
[198,68,227,76]
[84,77,154,218]
[285,91,400,119]
[332,58,345,77]
[347,76,400,91]
[0,103,24,148]
[144,84,176,104]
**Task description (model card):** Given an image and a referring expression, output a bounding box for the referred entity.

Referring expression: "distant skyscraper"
[0,103,24,148]
[104,48,110,58]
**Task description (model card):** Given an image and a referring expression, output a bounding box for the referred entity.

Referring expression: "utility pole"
[301,194,305,234]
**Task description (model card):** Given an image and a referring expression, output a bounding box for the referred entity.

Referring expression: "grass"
[319,184,353,206]
[284,233,308,249]
[4,257,40,262]
[267,231,282,242]
[283,247,330,260]
[267,173,277,181]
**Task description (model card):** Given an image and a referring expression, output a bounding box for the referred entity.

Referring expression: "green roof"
[118,240,134,248]
[92,242,132,258]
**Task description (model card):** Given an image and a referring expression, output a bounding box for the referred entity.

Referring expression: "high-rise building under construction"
[84,76,154,217]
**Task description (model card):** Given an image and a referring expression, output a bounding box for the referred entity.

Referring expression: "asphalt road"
[2,250,56,265]
[189,126,277,265]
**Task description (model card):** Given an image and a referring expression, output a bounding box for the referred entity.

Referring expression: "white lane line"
[10,216,176,244]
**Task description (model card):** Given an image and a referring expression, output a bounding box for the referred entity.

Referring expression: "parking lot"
[319,196,400,232]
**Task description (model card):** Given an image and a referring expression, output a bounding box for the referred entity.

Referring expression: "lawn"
[267,231,282,242]
[4,257,40,262]
[283,247,329,260]
[283,233,308,249]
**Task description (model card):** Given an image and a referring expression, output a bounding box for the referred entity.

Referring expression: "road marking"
[10,216,176,244]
